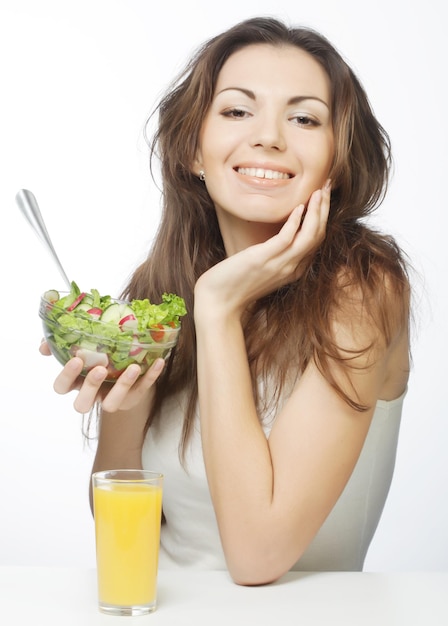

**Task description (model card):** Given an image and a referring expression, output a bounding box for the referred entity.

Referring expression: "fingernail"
[125,365,140,381]
[324,178,332,192]
[67,357,82,371]
[152,358,164,373]
[92,368,107,382]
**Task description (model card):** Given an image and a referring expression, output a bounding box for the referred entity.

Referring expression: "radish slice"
[87,307,103,319]
[67,292,87,311]
[75,348,108,369]
[129,338,143,356]
[119,314,138,330]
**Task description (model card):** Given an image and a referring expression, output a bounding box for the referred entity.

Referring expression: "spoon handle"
[16,189,71,290]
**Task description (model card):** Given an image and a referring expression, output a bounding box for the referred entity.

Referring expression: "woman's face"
[194,44,335,251]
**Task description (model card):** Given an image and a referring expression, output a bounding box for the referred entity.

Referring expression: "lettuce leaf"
[130,293,187,330]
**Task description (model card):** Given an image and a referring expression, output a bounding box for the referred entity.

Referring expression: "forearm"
[89,394,153,511]
[196,314,281,581]
[92,409,147,470]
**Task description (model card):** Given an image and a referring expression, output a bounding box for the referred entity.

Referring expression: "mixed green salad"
[40,281,186,379]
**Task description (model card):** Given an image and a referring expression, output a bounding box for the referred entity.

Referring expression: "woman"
[46,17,410,584]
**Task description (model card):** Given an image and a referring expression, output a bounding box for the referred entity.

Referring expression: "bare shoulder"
[327,265,410,405]
[380,324,409,401]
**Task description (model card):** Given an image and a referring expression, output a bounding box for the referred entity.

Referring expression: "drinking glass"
[92,469,163,616]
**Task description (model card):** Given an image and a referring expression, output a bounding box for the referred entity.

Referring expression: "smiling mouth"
[236,167,293,180]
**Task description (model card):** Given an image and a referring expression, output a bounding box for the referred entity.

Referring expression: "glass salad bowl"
[39,283,185,382]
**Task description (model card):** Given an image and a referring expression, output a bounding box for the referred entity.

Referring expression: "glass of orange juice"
[92,469,163,616]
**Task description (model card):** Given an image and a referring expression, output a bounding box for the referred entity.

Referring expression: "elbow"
[229,564,284,587]
[226,548,296,587]
[231,573,281,587]
[220,521,308,585]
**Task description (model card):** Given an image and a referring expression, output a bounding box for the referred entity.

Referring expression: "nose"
[250,112,286,151]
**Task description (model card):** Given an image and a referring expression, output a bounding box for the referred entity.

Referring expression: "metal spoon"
[15,189,71,290]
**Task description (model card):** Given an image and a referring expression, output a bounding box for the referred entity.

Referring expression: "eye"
[291,114,320,128]
[221,108,250,119]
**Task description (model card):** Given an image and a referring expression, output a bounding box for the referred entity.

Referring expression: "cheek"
[323,132,335,166]
[308,136,334,179]
[198,141,221,173]
[199,120,225,161]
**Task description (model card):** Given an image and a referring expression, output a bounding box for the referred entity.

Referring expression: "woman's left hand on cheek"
[194,180,331,318]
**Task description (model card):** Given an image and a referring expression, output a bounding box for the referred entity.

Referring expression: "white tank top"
[142,388,406,571]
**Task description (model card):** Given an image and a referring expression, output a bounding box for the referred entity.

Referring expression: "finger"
[72,365,109,414]
[300,182,330,238]
[291,194,321,249]
[53,357,85,394]
[313,179,331,230]
[99,363,143,413]
[319,178,332,227]
[274,204,306,246]
[39,339,52,356]
[101,358,165,413]
[288,184,331,271]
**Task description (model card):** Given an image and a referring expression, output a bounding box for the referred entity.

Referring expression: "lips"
[235,167,293,180]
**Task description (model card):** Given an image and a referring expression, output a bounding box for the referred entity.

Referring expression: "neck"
[217,213,283,256]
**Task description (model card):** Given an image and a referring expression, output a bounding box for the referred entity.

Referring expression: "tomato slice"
[150,323,165,342]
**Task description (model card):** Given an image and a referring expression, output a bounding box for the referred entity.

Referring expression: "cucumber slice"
[74,295,94,312]
[43,289,60,303]
[100,302,133,324]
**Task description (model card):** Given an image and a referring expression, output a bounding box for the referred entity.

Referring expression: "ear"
[191,151,204,177]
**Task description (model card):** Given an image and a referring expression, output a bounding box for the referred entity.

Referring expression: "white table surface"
[1,567,447,625]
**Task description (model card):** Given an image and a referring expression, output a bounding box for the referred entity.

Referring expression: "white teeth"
[237,167,290,180]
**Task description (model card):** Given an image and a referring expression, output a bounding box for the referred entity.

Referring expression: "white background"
[0,0,446,571]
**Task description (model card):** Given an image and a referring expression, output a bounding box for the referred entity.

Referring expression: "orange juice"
[93,471,163,614]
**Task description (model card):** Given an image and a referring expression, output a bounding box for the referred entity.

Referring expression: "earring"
[199,170,205,181]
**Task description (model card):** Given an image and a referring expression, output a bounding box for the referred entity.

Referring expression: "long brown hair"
[123,17,410,456]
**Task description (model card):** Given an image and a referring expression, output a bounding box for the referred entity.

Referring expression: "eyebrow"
[217,87,330,109]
